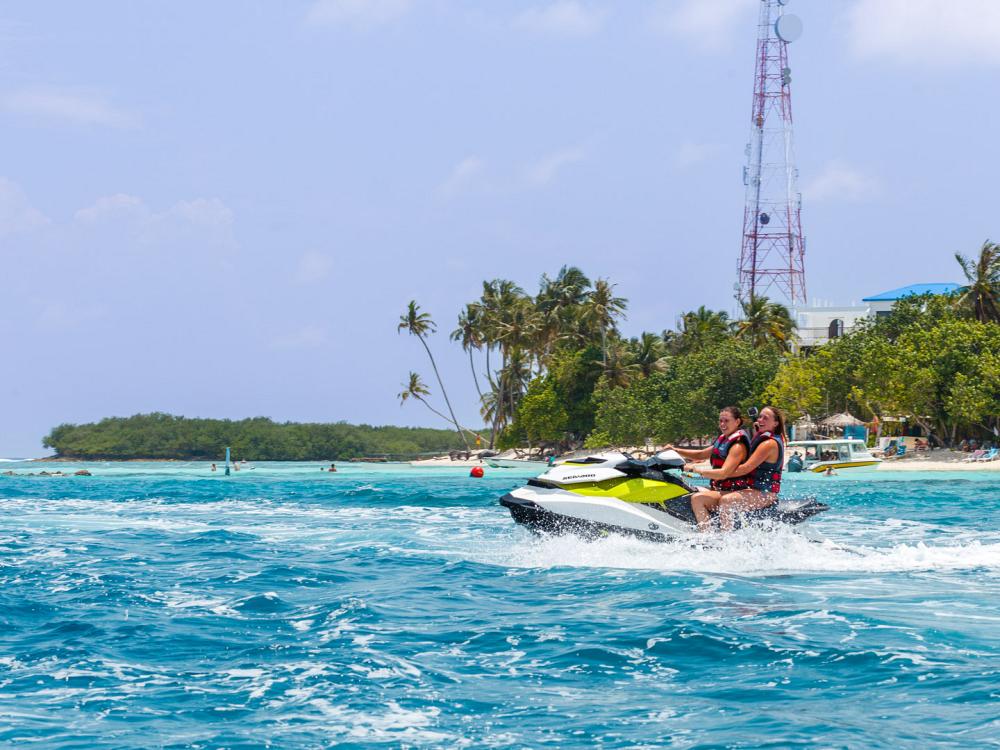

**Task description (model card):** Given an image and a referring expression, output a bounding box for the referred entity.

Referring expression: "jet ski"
[498,449,828,541]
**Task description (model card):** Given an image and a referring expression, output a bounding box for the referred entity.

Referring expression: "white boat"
[786,438,881,473]
[486,457,550,469]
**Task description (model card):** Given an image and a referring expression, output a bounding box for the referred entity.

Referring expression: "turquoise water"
[1,461,998,748]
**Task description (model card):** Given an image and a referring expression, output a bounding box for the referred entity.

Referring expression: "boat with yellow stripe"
[786,439,881,473]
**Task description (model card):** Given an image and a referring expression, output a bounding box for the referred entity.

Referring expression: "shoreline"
[12,454,1000,473]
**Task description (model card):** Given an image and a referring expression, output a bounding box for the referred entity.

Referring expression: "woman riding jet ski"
[499,407,827,541]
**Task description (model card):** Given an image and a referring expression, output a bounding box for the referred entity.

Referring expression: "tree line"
[399,240,1000,449]
[43,413,466,460]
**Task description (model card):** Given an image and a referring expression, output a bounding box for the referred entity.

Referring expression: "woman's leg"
[689,490,722,532]
[718,490,776,532]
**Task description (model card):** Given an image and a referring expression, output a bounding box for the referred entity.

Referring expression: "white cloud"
[803,161,881,203]
[846,0,1000,67]
[438,156,485,198]
[164,198,234,228]
[0,177,49,236]
[74,194,235,248]
[306,0,412,28]
[271,325,328,349]
[514,2,606,37]
[674,142,723,169]
[293,251,334,284]
[2,88,138,128]
[525,146,587,187]
[74,193,147,223]
[648,0,755,51]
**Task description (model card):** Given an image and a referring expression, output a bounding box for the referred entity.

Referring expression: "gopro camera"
[747,407,759,420]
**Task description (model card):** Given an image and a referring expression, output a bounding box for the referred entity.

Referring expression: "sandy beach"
[877,459,1000,471]
[409,448,1000,471]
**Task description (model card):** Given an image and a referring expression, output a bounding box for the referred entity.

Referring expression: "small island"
[41,413,467,461]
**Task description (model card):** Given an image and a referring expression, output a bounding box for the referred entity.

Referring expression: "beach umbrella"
[819,412,864,428]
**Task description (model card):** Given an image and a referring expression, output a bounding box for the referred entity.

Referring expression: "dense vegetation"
[42,413,465,460]
[399,240,1000,449]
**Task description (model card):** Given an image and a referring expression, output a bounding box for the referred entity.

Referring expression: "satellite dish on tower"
[775,14,803,43]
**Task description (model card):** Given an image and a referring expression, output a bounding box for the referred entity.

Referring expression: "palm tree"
[399,372,483,445]
[583,278,628,367]
[596,339,640,388]
[632,332,669,377]
[674,307,730,353]
[451,303,486,403]
[398,301,469,452]
[733,295,795,351]
[398,372,450,421]
[478,279,525,386]
[954,240,1000,323]
[537,265,592,351]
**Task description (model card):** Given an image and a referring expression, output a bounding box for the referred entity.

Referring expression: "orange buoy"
[470,466,484,478]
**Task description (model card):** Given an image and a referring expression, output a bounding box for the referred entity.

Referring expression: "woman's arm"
[667,444,712,461]
[725,439,779,478]
[693,443,747,480]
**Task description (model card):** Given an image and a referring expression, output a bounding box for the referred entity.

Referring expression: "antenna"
[737,0,807,305]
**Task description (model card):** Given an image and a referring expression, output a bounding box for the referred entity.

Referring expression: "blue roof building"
[862,283,961,302]
[792,282,962,349]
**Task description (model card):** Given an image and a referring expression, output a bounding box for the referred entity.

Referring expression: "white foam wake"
[479,525,1000,576]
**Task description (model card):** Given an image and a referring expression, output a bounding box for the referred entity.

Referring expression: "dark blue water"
[1,461,998,748]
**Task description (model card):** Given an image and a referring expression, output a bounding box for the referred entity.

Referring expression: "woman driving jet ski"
[664,406,753,532]
[689,405,787,532]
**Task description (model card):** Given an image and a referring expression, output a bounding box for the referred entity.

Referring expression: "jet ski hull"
[500,485,829,541]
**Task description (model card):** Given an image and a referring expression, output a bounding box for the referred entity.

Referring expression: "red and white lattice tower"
[738,0,806,305]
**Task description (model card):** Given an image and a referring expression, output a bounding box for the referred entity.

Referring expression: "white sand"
[409,457,485,467]
[878,459,1000,471]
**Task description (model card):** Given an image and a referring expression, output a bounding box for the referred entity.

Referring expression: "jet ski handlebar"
[614,449,686,474]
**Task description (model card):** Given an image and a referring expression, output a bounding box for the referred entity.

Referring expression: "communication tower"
[738,0,807,305]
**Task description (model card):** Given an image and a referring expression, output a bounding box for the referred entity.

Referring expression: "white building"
[790,283,960,349]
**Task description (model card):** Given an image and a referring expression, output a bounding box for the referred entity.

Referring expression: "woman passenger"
[714,406,787,532]
[666,406,752,532]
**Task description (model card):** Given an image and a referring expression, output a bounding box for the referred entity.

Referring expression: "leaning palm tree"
[399,372,483,445]
[733,295,795,351]
[451,303,486,403]
[954,240,1000,323]
[398,372,449,423]
[398,301,469,452]
[582,278,628,366]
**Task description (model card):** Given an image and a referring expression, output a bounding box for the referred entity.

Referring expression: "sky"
[2,0,999,456]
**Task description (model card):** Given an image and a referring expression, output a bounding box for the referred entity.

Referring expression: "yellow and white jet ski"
[499,450,828,541]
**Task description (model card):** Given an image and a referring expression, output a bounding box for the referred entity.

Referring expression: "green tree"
[954,239,1000,323]
[398,300,469,452]
[582,278,628,367]
[762,354,824,421]
[451,303,487,403]
[515,378,570,444]
[631,332,669,377]
[673,306,731,354]
[733,295,795,351]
